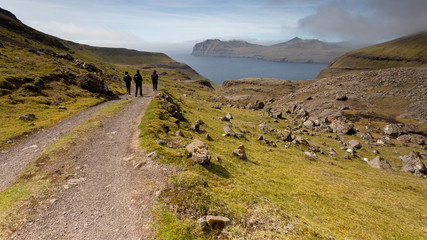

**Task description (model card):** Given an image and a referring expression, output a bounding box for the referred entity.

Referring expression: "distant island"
[192,38,355,64]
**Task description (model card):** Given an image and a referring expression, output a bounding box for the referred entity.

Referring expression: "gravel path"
[0,100,115,192]
[5,87,177,239]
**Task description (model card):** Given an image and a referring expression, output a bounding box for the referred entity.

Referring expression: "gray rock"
[147,151,158,158]
[303,120,315,130]
[156,139,167,145]
[328,148,337,159]
[206,215,231,230]
[185,139,211,166]
[330,120,356,135]
[383,124,420,137]
[175,130,184,137]
[232,145,247,160]
[377,136,394,145]
[19,114,36,121]
[226,113,233,120]
[58,106,67,110]
[336,93,348,101]
[304,151,318,160]
[199,217,209,231]
[258,123,275,132]
[223,124,236,137]
[348,140,362,150]
[293,136,309,146]
[400,151,427,174]
[359,132,374,141]
[368,156,392,169]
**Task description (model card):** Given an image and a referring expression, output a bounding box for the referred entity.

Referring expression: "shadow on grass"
[204,163,232,179]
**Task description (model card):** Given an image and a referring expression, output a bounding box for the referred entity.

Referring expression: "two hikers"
[124,69,159,96]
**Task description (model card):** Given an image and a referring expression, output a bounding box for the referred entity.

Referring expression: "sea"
[168,53,328,85]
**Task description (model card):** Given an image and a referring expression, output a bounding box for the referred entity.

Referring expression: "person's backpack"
[134,73,142,83]
[124,75,131,83]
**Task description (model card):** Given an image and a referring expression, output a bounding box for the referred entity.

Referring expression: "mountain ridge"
[192,38,355,63]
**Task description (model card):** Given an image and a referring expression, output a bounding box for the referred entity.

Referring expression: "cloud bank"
[299,0,427,43]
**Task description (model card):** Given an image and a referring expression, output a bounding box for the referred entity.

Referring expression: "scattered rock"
[76,73,108,94]
[400,151,427,174]
[336,93,348,101]
[258,123,275,132]
[156,139,167,145]
[191,119,205,132]
[19,114,36,121]
[199,217,209,231]
[293,136,309,146]
[348,140,362,150]
[147,151,158,158]
[232,145,247,160]
[397,134,425,145]
[157,92,185,121]
[328,148,337,159]
[383,124,420,137]
[303,120,315,130]
[7,140,14,144]
[377,136,394,145]
[185,139,211,166]
[359,132,374,141]
[223,124,236,137]
[330,119,356,135]
[304,151,318,160]
[368,156,392,169]
[205,215,231,231]
[58,106,67,110]
[257,135,264,140]
[175,130,184,137]
[67,177,86,186]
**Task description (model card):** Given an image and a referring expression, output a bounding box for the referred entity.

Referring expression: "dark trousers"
[152,80,158,91]
[135,83,142,96]
[126,82,131,94]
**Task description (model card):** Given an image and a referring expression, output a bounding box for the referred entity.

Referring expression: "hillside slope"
[0,7,207,147]
[192,38,354,63]
[317,31,427,78]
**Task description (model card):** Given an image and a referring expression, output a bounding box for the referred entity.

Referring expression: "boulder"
[330,120,356,135]
[58,53,74,61]
[191,119,205,132]
[19,114,36,121]
[397,134,425,145]
[76,73,108,94]
[82,62,101,73]
[368,156,392,169]
[383,124,420,137]
[206,215,231,231]
[232,145,247,160]
[336,93,348,101]
[359,132,374,141]
[304,151,318,160]
[328,148,337,159]
[348,140,362,150]
[185,139,211,166]
[303,120,315,130]
[226,113,233,120]
[293,136,309,146]
[279,131,293,142]
[223,124,236,137]
[258,123,275,132]
[400,151,427,174]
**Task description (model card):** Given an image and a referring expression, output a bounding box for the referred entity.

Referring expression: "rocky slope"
[192,38,354,63]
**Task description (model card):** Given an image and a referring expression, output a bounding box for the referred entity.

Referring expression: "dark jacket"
[151,73,158,82]
[123,74,132,84]
[134,73,142,84]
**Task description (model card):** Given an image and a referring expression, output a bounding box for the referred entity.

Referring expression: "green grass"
[139,84,427,239]
[0,99,131,238]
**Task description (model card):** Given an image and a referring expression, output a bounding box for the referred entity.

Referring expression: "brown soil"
[2,85,178,239]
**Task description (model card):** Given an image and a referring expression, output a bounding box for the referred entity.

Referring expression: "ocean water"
[168,53,328,85]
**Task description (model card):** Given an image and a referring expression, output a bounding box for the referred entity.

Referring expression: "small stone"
[58,106,67,110]
[233,145,247,160]
[19,114,36,121]
[156,139,167,145]
[206,215,231,230]
[7,140,13,144]
[304,151,318,160]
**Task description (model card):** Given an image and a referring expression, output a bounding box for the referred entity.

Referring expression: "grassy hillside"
[138,78,427,239]
[317,31,427,78]
[0,7,206,148]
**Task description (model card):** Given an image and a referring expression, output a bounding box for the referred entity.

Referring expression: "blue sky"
[2,0,426,53]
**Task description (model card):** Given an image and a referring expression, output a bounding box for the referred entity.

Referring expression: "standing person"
[123,71,132,95]
[151,70,159,91]
[134,70,143,97]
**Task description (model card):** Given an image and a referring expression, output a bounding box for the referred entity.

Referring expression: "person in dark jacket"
[123,71,132,95]
[151,70,159,91]
[134,70,143,97]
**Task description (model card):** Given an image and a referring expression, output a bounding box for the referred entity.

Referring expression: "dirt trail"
[0,100,115,192]
[7,87,176,239]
